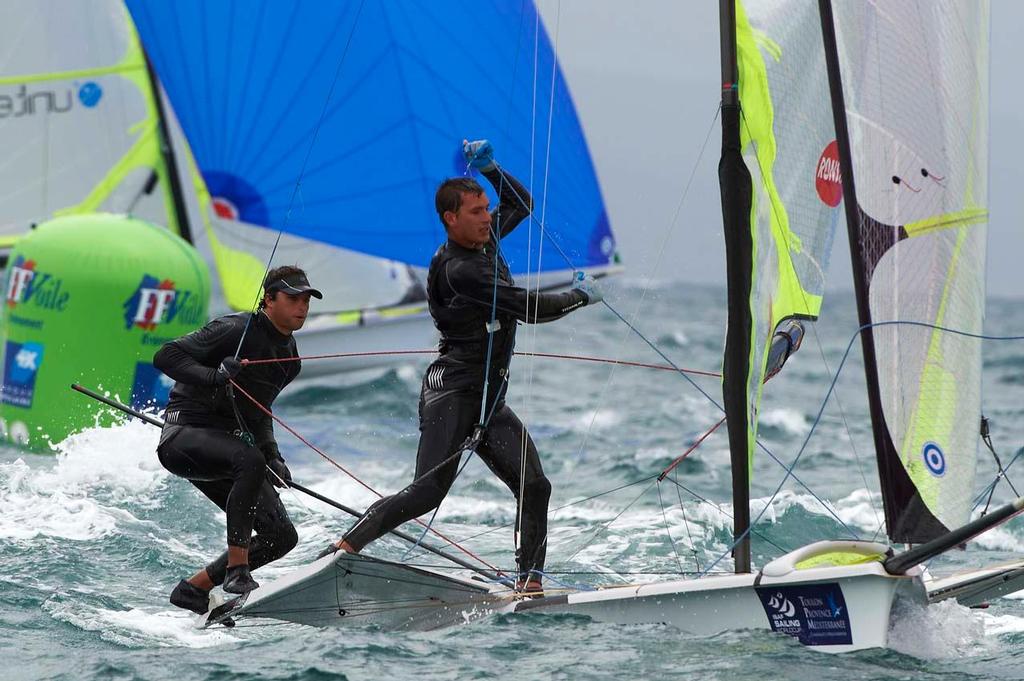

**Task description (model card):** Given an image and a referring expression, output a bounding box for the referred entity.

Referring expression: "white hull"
[517,560,923,653]
[211,541,928,652]
[925,559,1024,607]
[292,305,437,378]
[206,552,508,631]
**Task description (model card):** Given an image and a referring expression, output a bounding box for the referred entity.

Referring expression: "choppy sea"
[2,281,1023,680]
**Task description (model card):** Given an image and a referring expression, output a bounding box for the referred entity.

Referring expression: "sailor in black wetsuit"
[326,140,602,593]
[154,265,322,614]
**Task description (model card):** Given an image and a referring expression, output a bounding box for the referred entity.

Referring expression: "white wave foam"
[981,611,1024,635]
[968,514,1024,552]
[759,408,810,436]
[834,488,886,532]
[0,420,166,542]
[44,598,239,648]
[576,408,623,430]
[889,598,992,659]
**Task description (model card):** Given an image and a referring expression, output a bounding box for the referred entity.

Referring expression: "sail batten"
[821,0,989,542]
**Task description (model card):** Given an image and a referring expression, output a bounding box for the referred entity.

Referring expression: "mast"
[143,49,194,245]
[718,0,753,573]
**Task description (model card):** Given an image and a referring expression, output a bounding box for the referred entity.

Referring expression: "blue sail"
[126,0,616,274]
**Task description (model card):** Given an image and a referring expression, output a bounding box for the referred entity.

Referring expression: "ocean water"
[2,282,1023,680]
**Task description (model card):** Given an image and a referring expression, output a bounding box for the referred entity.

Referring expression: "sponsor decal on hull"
[756,582,852,646]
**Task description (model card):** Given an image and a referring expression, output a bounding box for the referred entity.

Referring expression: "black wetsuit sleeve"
[251,416,281,462]
[482,166,532,238]
[153,316,241,385]
[446,258,587,324]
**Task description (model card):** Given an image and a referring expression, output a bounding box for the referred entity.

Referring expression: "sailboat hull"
[925,560,1024,607]
[213,542,926,653]
[516,561,924,653]
[206,552,510,631]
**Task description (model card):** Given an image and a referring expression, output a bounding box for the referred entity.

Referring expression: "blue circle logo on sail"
[922,442,946,476]
[203,172,269,225]
[78,82,103,107]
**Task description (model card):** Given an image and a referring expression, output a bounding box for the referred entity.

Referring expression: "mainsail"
[126,1,617,313]
[720,0,841,569]
[821,0,989,542]
[0,0,180,244]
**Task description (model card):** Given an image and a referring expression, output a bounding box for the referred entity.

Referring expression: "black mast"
[817,0,945,542]
[719,0,753,573]
[143,50,194,245]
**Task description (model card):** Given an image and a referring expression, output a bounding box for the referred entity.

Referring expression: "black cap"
[265,272,323,299]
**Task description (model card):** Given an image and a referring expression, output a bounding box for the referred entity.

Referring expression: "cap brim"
[277,282,324,299]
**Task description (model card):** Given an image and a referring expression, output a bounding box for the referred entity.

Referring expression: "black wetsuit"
[342,167,589,578]
[154,311,300,585]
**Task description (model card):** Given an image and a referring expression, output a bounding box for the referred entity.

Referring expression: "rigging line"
[660,473,791,556]
[518,0,562,572]
[474,0,531,436]
[401,443,478,561]
[602,295,856,535]
[447,474,658,548]
[225,378,503,575]
[380,562,713,576]
[560,477,659,565]
[735,109,881,533]
[674,468,703,572]
[576,104,723,461]
[240,348,719,376]
[659,416,727,481]
[233,0,368,358]
[394,563,712,577]
[657,481,686,575]
[700,319,1024,577]
[974,447,1024,511]
[979,421,1020,516]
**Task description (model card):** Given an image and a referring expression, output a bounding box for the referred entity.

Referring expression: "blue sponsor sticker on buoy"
[78,82,102,107]
[922,441,946,476]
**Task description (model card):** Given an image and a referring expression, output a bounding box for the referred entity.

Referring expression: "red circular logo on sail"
[815,140,843,207]
[212,197,239,220]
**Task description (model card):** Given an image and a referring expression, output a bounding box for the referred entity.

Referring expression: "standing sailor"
[325,140,603,593]
[154,266,322,614]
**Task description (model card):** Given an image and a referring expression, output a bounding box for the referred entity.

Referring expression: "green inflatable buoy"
[0,213,211,450]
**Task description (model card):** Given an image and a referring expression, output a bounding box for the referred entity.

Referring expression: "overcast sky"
[538,1,1022,299]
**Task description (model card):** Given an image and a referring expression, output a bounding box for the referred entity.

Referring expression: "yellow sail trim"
[735,1,823,473]
[0,64,140,86]
[43,7,181,237]
[332,304,429,327]
[900,220,977,511]
[904,208,987,238]
[901,13,989,520]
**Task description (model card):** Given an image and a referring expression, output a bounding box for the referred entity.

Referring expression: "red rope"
[241,348,720,377]
[227,378,504,575]
[658,416,727,481]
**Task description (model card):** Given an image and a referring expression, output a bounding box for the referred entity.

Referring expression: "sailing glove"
[215,357,242,384]
[572,272,604,305]
[267,457,292,488]
[463,139,496,171]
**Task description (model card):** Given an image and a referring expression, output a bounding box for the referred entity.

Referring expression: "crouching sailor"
[153,265,322,614]
[323,139,603,595]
